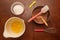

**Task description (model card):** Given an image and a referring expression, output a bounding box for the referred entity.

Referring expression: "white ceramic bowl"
[11,2,24,15]
[3,17,25,38]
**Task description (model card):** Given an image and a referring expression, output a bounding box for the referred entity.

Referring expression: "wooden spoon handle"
[40,16,48,26]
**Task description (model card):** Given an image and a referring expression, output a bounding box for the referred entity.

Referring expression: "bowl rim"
[32,6,50,24]
[4,17,25,38]
[10,2,24,15]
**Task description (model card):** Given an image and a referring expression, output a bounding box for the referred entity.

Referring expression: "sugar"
[13,5,24,15]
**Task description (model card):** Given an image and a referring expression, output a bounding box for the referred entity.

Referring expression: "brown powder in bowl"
[32,6,50,24]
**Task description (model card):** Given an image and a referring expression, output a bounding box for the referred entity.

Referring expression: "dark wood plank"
[0,0,60,40]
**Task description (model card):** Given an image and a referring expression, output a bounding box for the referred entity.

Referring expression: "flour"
[13,5,24,15]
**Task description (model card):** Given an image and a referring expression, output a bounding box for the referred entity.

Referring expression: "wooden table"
[0,0,60,40]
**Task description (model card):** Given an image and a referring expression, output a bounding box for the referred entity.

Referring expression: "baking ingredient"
[11,19,24,34]
[13,5,24,15]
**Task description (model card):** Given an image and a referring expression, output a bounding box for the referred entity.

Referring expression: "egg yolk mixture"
[11,20,24,34]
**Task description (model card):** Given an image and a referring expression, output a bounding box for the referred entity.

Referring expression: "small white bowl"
[3,17,25,38]
[11,2,24,15]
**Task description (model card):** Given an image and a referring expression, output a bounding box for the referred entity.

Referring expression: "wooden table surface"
[0,0,60,40]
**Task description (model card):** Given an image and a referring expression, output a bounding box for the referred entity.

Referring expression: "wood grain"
[0,0,60,40]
